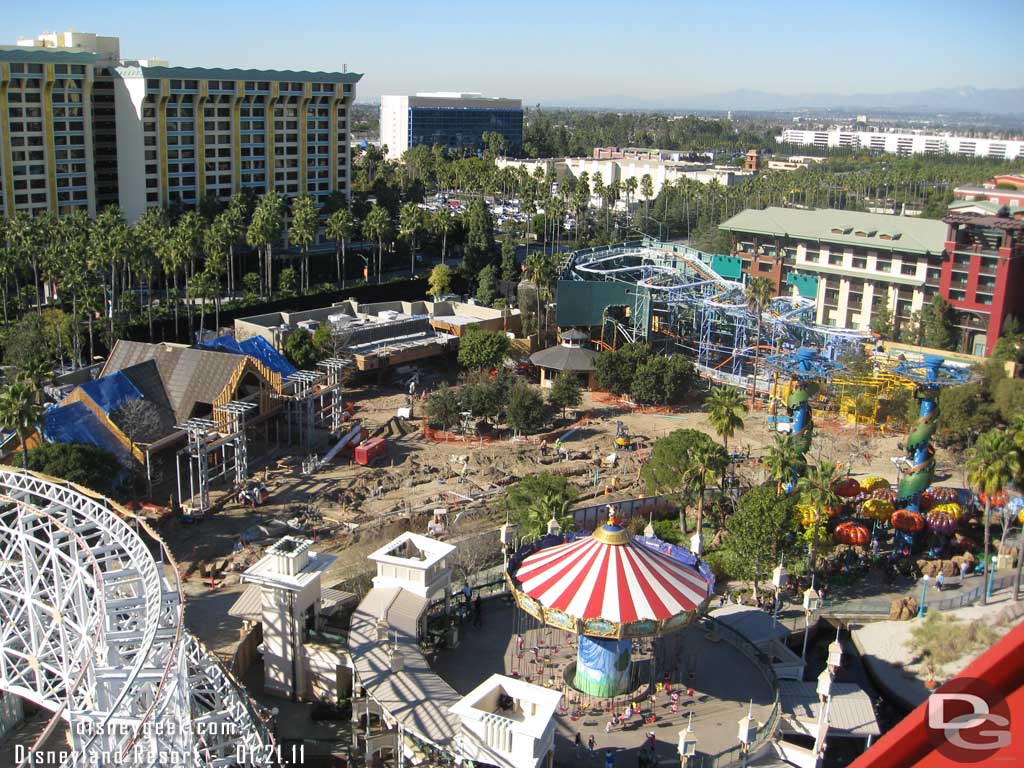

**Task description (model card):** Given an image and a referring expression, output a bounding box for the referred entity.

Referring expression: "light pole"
[986,555,997,600]
[678,711,697,766]
[917,574,930,617]
[801,578,820,673]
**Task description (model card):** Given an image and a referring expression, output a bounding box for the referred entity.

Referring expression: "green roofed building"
[719,207,949,340]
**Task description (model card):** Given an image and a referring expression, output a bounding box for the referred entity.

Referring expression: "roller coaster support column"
[763,347,845,495]
[893,355,971,512]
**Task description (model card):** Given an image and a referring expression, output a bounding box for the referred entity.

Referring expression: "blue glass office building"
[381,93,523,157]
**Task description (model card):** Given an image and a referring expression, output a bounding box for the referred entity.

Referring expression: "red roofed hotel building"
[718,207,1024,356]
[942,212,1024,355]
[953,174,1024,210]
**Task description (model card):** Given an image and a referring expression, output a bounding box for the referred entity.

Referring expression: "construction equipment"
[355,436,388,466]
[614,421,631,449]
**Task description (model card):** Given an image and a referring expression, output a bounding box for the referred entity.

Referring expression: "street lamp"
[678,711,697,765]
[546,516,562,536]
[801,578,820,667]
[737,701,757,768]
[917,574,930,617]
[813,668,835,767]
[771,556,788,622]
[986,555,997,599]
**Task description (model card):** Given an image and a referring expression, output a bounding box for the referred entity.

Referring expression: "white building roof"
[450,674,562,740]
[368,531,455,571]
[778,680,881,738]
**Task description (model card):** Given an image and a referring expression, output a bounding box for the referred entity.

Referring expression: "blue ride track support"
[762,347,845,495]
[892,355,971,514]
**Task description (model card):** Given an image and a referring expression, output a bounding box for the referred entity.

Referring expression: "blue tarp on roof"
[198,334,297,377]
[42,401,131,460]
[80,371,144,414]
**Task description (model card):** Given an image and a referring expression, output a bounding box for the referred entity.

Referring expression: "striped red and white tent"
[512,532,711,624]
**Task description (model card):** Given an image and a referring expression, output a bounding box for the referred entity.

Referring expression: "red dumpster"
[354,437,387,466]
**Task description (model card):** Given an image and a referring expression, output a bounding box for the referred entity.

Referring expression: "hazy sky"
[7,0,1021,106]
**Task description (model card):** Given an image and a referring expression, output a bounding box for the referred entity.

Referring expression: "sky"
[6,0,1022,108]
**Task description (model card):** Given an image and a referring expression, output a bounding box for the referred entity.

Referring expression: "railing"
[695,616,782,767]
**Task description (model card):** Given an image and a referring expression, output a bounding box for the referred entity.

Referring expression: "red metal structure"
[354,436,387,465]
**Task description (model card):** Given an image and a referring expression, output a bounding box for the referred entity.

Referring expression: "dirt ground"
[168,374,962,656]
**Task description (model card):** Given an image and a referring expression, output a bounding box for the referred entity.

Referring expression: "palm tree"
[525,252,556,345]
[0,381,43,471]
[325,208,356,288]
[399,203,426,276]
[797,460,841,575]
[744,276,775,404]
[363,205,393,285]
[524,492,574,540]
[705,386,747,452]
[966,430,1022,605]
[681,441,728,549]
[290,194,319,292]
[763,433,806,491]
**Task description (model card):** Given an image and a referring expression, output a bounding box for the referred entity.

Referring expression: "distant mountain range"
[673,86,1024,116]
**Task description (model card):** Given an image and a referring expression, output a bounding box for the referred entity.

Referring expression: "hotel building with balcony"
[1,30,361,222]
[777,128,1023,160]
[719,207,1024,356]
[380,92,522,159]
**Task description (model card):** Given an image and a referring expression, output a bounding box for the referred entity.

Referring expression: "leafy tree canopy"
[283,328,318,369]
[458,327,510,371]
[27,442,121,495]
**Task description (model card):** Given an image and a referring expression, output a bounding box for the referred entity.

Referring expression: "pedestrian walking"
[473,594,482,627]
[588,734,596,756]
[605,720,612,734]
[575,733,583,758]
[960,561,969,581]
[936,571,946,591]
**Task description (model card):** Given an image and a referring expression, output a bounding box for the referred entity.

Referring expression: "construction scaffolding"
[175,400,256,516]
[561,240,868,392]
[279,362,350,451]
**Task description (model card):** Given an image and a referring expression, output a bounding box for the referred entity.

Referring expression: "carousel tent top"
[509,519,712,635]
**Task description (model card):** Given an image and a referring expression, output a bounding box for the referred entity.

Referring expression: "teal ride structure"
[762,347,845,494]
[505,513,713,698]
[891,355,972,548]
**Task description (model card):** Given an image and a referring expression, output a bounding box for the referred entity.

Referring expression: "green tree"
[278,266,298,297]
[428,263,453,298]
[458,327,510,371]
[705,386,748,451]
[0,380,43,470]
[921,295,958,351]
[641,429,727,540]
[744,276,774,401]
[363,204,393,284]
[547,371,582,419]
[241,272,261,303]
[500,239,518,283]
[871,289,895,339]
[475,264,499,306]
[425,388,462,431]
[464,197,496,275]
[460,380,505,425]
[796,461,842,575]
[524,252,557,343]
[763,433,806,488]
[966,429,1022,605]
[640,174,654,222]
[325,207,356,288]
[506,381,546,435]
[4,313,50,374]
[506,471,578,539]
[283,328,318,369]
[630,354,695,405]
[432,207,455,265]
[247,192,285,296]
[594,342,652,395]
[290,194,319,292]
[724,485,799,597]
[399,202,427,276]
[26,442,121,495]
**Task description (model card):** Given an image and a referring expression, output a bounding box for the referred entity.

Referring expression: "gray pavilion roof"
[529,344,597,372]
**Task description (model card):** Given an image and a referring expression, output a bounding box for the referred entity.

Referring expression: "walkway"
[431,600,776,766]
